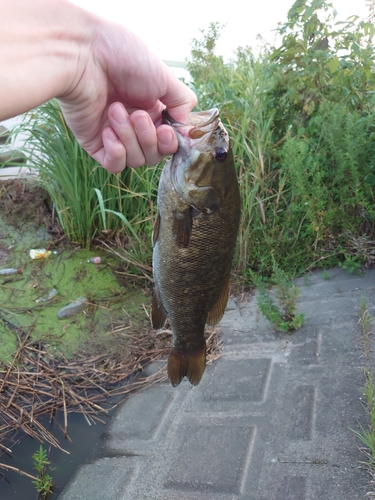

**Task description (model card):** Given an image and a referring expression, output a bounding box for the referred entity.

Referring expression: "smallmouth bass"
[152,108,240,386]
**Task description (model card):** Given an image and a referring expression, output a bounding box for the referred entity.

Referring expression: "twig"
[0,462,39,481]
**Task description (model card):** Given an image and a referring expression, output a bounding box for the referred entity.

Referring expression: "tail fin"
[167,341,206,387]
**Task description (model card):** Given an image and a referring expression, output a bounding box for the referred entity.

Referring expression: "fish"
[151,108,240,387]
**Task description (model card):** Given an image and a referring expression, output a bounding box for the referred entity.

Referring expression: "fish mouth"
[161,108,220,139]
[163,107,230,211]
[162,108,219,131]
[162,108,220,154]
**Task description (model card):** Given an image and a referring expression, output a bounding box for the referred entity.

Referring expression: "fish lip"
[162,108,221,159]
[188,108,220,129]
[162,108,220,130]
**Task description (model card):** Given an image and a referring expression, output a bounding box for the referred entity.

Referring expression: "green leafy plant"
[251,259,305,333]
[32,446,55,499]
[337,255,363,275]
[187,4,375,278]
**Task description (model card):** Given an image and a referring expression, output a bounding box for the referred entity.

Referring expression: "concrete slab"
[58,267,374,500]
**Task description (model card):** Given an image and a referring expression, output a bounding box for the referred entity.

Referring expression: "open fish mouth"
[162,108,222,157]
[162,108,220,139]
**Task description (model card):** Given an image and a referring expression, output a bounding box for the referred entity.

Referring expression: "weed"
[359,295,373,359]
[251,258,305,333]
[338,257,363,275]
[352,295,375,492]
[189,7,375,278]
[32,445,55,499]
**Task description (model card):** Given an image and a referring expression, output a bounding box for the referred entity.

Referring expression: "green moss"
[0,216,150,363]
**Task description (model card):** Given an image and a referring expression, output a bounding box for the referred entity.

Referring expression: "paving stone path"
[59,267,375,500]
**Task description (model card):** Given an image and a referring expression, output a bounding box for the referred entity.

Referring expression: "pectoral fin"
[172,208,192,248]
[151,288,167,329]
[189,187,221,215]
[206,270,231,326]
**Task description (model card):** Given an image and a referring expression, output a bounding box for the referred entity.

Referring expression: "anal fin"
[206,270,231,326]
[167,341,206,387]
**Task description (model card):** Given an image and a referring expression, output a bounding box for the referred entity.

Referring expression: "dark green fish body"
[152,108,240,386]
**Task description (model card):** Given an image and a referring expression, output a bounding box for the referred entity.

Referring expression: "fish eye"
[215,147,227,162]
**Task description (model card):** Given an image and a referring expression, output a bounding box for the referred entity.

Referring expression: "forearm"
[0,0,93,120]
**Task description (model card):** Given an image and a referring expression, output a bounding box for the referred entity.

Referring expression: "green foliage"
[251,259,305,333]
[270,0,375,138]
[32,446,55,499]
[187,4,375,278]
[187,22,231,85]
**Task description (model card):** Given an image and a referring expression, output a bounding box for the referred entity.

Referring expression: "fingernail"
[106,127,120,142]
[111,104,129,126]
[158,127,177,154]
[134,113,151,134]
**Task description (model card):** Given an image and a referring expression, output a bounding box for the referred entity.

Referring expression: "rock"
[0,150,26,166]
[0,125,10,145]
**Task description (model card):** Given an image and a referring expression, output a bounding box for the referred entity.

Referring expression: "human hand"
[59,19,196,173]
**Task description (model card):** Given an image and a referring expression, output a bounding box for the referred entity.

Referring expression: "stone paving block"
[109,385,175,442]
[277,475,307,500]
[58,460,134,500]
[256,464,309,500]
[256,453,369,500]
[295,266,375,293]
[297,295,359,322]
[318,320,362,362]
[220,297,275,338]
[307,466,367,500]
[284,385,315,440]
[203,358,272,402]
[164,423,254,494]
[288,329,320,366]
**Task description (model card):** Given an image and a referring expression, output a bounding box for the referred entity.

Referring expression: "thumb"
[160,73,197,123]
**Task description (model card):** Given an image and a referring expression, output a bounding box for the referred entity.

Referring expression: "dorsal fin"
[206,270,231,326]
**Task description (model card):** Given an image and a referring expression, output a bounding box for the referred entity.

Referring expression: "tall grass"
[11,101,161,253]
[224,66,277,274]
[351,296,375,496]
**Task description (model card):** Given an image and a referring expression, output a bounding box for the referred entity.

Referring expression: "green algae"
[0,182,151,364]
[0,247,150,362]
